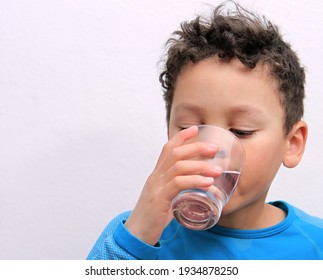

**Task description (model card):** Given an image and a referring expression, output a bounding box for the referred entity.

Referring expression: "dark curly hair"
[159,1,305,134]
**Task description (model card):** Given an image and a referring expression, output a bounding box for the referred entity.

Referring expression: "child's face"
[168,58,290,219]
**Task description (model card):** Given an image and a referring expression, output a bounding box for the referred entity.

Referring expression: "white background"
[0,0,322,259]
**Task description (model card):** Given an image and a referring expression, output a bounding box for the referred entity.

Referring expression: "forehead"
[171,58,283,119]
[173,59,280,105]
[176,58,277,91]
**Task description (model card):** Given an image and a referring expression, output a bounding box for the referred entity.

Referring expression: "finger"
[163,175,215,201]
[169,141,218,161]
[157,141,218,175]
[163,160,222,183]
[155,126,199,169]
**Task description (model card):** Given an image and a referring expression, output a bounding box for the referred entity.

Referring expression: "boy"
[87,2,323,259]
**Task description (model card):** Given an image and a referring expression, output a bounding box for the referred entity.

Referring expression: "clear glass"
[172,125,245,230]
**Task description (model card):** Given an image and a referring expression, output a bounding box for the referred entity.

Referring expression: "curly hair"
[159,1,305,134]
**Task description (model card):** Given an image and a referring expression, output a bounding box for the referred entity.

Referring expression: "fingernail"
[208,144,218,151]
[212,166,223,173]
[203,177,214,184]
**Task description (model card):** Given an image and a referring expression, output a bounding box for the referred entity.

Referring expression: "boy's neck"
[218,198,286,230]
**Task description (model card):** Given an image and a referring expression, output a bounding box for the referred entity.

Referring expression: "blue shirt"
[87,201,323,259]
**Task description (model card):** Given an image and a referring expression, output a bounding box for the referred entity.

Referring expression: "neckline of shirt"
[207,201,294,239]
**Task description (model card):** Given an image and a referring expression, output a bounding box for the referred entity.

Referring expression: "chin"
[221,196,248,216]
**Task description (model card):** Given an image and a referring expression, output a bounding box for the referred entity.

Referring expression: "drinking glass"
[172,125,245,230]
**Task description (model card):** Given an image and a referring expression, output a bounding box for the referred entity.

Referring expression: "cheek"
[237,141,285,193]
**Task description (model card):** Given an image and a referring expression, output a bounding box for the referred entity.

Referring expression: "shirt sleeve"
[86,211,161,260]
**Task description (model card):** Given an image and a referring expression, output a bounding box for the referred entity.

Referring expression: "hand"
[124,126,222,245]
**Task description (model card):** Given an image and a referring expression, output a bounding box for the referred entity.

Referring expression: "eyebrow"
[228,104,264,116]
[174,103,264,116]
[173,103,204,113]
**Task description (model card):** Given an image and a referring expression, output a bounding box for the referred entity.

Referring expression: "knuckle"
[161,142,170,154]
[172,176,183,188]
[173,160,184,173]
[170,147,181,160]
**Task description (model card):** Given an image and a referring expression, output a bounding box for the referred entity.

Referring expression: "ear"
[283,120,308,168]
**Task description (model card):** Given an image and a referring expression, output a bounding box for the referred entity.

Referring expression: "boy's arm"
[87,126,221,259]
[86,211,160,260]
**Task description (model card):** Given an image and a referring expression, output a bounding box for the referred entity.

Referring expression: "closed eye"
[230,128,255,138]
